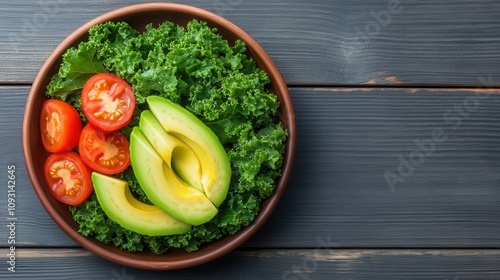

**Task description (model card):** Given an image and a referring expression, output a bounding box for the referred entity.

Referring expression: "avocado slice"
[139,110,203,193]
[130,127,218,225]
[91,172,191,236]
[146,96,231,207]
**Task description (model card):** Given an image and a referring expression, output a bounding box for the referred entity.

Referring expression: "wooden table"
[2,1,500,278]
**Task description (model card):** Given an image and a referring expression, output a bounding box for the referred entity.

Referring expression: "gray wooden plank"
[1,248,500,279]
[249,87,500,248]
[3,86,500,249]
[0,86,76,246]
[1,0,500,86]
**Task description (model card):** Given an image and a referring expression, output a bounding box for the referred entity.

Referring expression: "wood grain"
[2,1,500,278]
[1,0,500,86]
[1,248,499,279]
[3,86,500,249]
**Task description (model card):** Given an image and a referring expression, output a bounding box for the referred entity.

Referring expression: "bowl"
[23,3,296,270]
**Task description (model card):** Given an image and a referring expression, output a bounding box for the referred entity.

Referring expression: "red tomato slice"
[79,123,130,175]
[40,99,82,153]
[82,73,136,132]
[44,152,93,205]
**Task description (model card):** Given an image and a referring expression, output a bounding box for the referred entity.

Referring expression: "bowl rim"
[23,2,296,270]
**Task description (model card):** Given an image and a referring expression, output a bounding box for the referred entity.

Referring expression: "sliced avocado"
[146,96,231,207]
[139,110,203,193]
[130,127,218,225]
[91,172,191,236]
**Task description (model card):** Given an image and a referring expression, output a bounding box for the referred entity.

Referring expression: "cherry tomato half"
[82,73,136,132]
[79,123,130,175]
[40,99,82,153]
[44,152,93,205]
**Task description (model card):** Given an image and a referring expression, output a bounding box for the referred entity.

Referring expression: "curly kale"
[52,20,287,253]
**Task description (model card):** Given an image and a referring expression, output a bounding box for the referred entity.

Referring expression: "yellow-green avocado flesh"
[91,172,191,236]
[130,127,219,225]
[146,96,231,207]
[139,110,204,193]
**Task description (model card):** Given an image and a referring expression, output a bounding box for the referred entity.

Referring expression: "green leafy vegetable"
[47,42,106,100]
[53,20,287,253]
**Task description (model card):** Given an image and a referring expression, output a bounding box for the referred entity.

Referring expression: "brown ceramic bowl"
[23,3,295,270]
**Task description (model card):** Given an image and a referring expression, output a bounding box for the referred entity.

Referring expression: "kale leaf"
[47,42,106,100]
[56,20,287,253]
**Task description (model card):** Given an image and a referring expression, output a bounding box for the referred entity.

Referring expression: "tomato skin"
[44,152,93,206]
[82,73,136,132]
[40,99,82,153]
[79,123,131,175]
